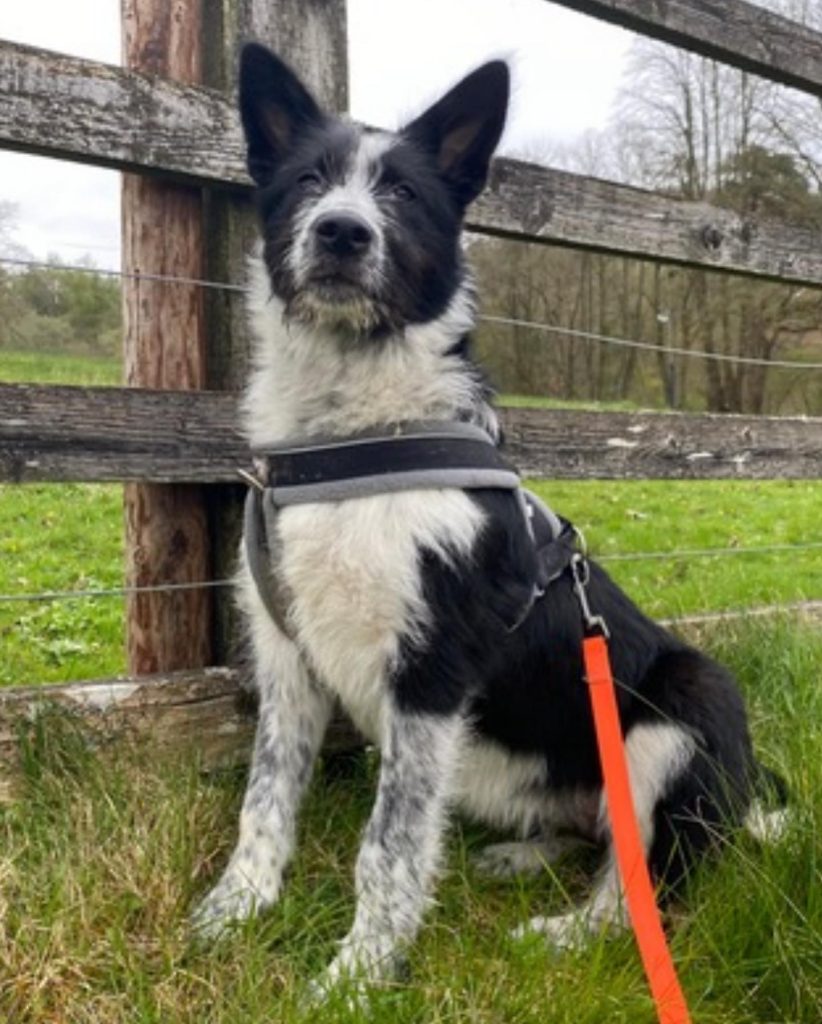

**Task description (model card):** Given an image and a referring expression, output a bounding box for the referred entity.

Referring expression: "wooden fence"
[1,0,821,792]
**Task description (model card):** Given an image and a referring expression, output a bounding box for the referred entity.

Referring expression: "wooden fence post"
[121,0,212,673]
[201,0,349,662]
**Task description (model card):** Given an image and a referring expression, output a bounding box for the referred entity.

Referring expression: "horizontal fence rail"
[3,597,822,799]
[2,382,822,482]
[3,40,822,285]
[550,0,822,98]
[0,667,363,801]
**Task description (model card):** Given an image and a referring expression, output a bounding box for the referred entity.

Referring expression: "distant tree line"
[473,1,822,416]
[0,202,120,358]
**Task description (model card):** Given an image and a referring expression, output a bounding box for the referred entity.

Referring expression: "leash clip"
[570,553,610,639]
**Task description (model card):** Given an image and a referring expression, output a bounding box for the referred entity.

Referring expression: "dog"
[192,43,786,993]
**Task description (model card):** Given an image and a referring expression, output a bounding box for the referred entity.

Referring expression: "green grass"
[527,478,822,620]
[1,479,821,685]
[0,484,124,685]
[0,618,820,1023]
[0,348,121,386]
[500,393,641,411]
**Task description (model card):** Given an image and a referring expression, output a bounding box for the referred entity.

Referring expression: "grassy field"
[2,478,821,685]
[1,350,821,1021]
[0,617,820,1023]
[0,348,121,386]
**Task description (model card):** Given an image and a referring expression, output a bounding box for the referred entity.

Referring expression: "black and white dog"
[193,44,784,991]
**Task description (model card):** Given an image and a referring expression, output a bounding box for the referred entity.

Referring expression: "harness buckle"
[570,553,610,639]
[237,466,265,492]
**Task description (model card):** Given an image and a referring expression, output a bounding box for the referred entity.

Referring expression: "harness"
[241,419,578,638]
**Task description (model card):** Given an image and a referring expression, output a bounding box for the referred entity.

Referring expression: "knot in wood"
[701,225,724,251]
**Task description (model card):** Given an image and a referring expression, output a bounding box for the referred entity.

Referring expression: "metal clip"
[570,553,610,638]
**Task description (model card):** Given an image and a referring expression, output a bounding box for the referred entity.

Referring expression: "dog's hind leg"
[192,616,333,939]
[513,722,696,949]
[316,704,463,993]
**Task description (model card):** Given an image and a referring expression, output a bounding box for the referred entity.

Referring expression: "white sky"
[0,0,633,269]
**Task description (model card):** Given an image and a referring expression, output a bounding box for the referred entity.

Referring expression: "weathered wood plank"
[2,383,821,481]
[0,667,363,801]
[497,406,822,480]
[121,0,213,676]
[0,383,244,482]
[471,157,822,287]
[549,0,822,98]
[0,39,245,183]
[3,40,822,285]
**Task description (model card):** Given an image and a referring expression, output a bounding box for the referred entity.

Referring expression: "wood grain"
[0,667,363,801]
[549,0,822,98]
[2,383,821,481]
[3,40,822,284]
[121,0,212,675]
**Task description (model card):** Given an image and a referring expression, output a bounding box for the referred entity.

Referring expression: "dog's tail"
[744,761,790,843]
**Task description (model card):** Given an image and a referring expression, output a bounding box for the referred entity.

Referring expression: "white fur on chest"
[277,489,484,741]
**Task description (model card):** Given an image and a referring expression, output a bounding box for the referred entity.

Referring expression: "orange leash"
[572,556,692,1024]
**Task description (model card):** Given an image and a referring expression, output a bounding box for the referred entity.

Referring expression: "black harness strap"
[251,420,520,505]
[242,421,577,638]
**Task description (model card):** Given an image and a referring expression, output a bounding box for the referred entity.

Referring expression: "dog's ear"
[239,43,323,187]
[403,61,509,209]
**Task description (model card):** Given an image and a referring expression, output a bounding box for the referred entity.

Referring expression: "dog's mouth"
[285,276,387,334]
[304,274,369,303]
[283,264,391,334]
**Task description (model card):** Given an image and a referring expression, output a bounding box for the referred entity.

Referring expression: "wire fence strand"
[1,539,821,605]
[3,254,822,372]
[0,580,232,604]
[0,256,247,293]
[481,313,822,371]
[659,600,822,628]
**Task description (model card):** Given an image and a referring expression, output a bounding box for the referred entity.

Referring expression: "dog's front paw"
[304,967,370,1015]
[190,874,268,941]
[305,936,405,1010]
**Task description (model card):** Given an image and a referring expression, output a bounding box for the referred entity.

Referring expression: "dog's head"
[239,45,509,337]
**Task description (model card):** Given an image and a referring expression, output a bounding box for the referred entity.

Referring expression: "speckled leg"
[314,708,463,994]
[192,633,332,938]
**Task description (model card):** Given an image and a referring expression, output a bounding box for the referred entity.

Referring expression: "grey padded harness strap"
[242,420,570,637]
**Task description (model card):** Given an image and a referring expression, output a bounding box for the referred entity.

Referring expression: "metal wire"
[1,539,821,604]
[660,599,822,628]
[0,256,247,293]
[597,540,822,563]
[0,579,232,604]
[482,313,822,371]
[3,255,822,371]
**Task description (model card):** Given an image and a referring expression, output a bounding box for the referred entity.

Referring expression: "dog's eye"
[392,183,416,202]
[297,170,323,191]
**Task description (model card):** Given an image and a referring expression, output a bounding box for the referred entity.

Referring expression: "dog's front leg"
[192,630,333,938]
[318,704,463,994]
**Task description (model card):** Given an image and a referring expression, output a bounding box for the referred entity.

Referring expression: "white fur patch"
[453,739,547,834]
[744,802,789,843]
[513,721,696,949]
[277,490,484,741]
[242,251,495,445]
[613,722,697,844]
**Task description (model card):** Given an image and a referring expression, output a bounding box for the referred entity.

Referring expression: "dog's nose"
[314,214,373,258]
